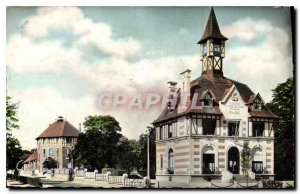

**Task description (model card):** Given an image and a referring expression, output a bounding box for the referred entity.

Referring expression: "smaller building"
[36,116,79,172]
[23,151,38,171]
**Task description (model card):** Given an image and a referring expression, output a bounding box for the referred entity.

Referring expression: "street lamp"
[146,129,150,178]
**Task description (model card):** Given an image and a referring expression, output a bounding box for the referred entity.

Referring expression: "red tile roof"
[23,151,38,163]
[36,120,79,139]
[153,74,277,124]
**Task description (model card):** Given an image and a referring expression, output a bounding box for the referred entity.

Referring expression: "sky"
[6,6,293,149]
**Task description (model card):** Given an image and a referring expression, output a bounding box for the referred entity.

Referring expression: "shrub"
[17,175,43,188]
[101,168,114,174]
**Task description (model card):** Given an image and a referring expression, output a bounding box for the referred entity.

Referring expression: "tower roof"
[36,119,79,139]
[198,7,228,44]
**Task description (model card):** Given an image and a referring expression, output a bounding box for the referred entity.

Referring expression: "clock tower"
[198,7,228,77]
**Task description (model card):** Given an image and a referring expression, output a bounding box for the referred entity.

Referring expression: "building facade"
[36,116,79,172]
[153,8,277,183]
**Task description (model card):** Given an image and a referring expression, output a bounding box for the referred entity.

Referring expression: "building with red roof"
[36,116,79,172]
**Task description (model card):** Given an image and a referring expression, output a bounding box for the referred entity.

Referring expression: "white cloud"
[7,35,82,73]
[23,7,141,59]
[222,18,293,102]
[222,18,273,42]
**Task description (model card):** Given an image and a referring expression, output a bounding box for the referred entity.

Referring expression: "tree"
[6,95,23,170]
[6,137,23,170]
[113,137,136,174]
[266,77,294,180]
[43,157,58,169]
[71,115,122,171]
[241,142,252,174]
[6,96,19,134]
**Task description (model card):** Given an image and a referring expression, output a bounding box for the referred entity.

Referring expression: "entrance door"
[228,147,240,174]
[203,154,215,174]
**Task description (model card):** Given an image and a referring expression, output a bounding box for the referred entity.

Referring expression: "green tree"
[6,95,23,170]
[113,137,136,174]
[6,96,19,133]
[71,115,122,170]
[266,77,294,180]
[43,157,58,169]
[241,142,252,174]
[6,136,23,170]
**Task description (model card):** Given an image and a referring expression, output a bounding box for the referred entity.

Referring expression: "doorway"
[228,147,240,174]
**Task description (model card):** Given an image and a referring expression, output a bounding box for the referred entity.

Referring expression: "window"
[57,148,59,157]
[49,148,54,157]
[160,155,163,169]
[168,149,174,174]
[203,154,215,174]
[213,44,221,56]
[202,92,213,106]
[43,149,46,157]
[203,42,208,56]
[253,122,264,137]
[253,98,262,110]
[168,124,173,138]
[252,161,263,174]
[66,137,72,143]
[159,126,163,140]
[228,122,240,136]
[202,119,216,135]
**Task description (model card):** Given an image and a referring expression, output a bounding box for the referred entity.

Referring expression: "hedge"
[7,172,43,188]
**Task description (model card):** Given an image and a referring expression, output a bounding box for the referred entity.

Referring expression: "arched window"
[252,147,263,174]
[168,149,174,174]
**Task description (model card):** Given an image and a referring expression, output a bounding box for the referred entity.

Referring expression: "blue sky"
[6,7,293,149]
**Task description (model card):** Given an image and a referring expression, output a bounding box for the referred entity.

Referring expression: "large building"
[153,8,277,183]
[36,116,79,172]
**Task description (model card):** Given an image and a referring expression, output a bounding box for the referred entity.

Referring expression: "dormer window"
[253,102,262,110]
[252,95,263,111]
[202,91,214,106]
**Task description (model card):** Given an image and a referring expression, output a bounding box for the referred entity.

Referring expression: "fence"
[95,173,107,181]
[108,176,123,184]
[211,181,260,189]
[84,172,95,179]
[42,168,146,188]
[124,178,144,187]
[76,170,84,177]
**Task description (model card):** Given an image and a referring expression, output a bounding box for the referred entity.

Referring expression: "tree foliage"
[71,116,156,177]
[6,96,19,133]
[6,136,23,170]
[240,142,252,173]
[6,95,23,170]
[71,115,122,170]
[43,157,58,169]
[266,77,294,180]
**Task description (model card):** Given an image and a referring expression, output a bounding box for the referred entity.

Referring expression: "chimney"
[79,123,82,132]
[178,69,191,113]
[167,81,178,110]
[180,69,191,98]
